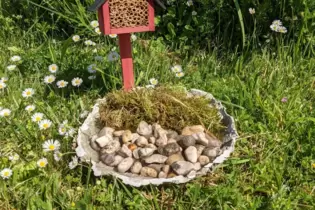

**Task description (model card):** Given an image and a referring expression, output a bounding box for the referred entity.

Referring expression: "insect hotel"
[89,0,166,90]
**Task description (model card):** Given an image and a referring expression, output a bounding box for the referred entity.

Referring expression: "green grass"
[1,10,315,210]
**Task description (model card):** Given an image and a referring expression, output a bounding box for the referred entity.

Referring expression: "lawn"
[0,1,315,209]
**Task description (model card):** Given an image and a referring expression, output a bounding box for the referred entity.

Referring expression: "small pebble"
[198,155,210,166]
[118,144,132,157]
[130,161,142,174]
[184,146,198,163]
[100,140,121,154]
[181,125,204,136]
[144,154,167,164]
[162,165,170,174]
[147,164,164,172]
[138,147,155,158]
[98,127,115,137]
[122,130,133,143]
[109,155,124,167]
[137,121,153,136]
[100,154,115,165]
[95,135,113,148]
[140,167,158,178]
[128,143,137,151]
[113,130,125,137]
[148,136,156,144]
[136,136,149,147]
[117,157,134,173]
[166,153,184,165]
[171,161,195,175]
[178,136,195,148]
[132,148,140,159]
[158,171,167,178]
[202,147,219,159]
[167,130,178,139]
[90,135,101,151]
[158,142,181,156]
[195,144,205,157]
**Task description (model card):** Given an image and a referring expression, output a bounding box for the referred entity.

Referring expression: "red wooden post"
[118,33,134,91]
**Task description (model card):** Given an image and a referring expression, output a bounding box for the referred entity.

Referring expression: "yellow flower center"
[36,117,41,121]
[51,66,56,70]
[43,123,49,129]
[3,171,9,177]
[39,162,46,167]
[49,145,55,150]
[26,91,31,95]
[75,80,80,84]
[0,84,3,88]
[4,112,9,116]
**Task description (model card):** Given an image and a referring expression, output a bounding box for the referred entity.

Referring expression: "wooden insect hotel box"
[89,0,165,35]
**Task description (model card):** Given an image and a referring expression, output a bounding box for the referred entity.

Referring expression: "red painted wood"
[103,2,111,34]
[118,33,134,91]
[148,0,155,31]
[110,26,151,34]
[98,7,105,34]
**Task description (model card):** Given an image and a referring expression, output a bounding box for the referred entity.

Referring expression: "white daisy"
[71,77,83,87]
[42,139,60,152]
[22,88,35,98]
[149,78,158,86]
[278,26,287,33]
[176,72,185,78]
[90,20,99,28]
[171,65,183,73]
[69,156,79,169]
[95,27,101,35]
[53,151,62,162]
[249,8,255,15]
[192,11,197,16]
[48,64,58,73]
[56,80,68,88]
[92,48,98,53]
[84,40,93,46]
[37,158,48,168]
[58,125,67,136]
[8,153,19,161]
[7,65,17,71]
[1,77,8,82]
[107,51,119,61]
[66,128,76,137]
[91,41,96,46]
[186,0,193,7]
[0,109,11,117]
[25,105,36,112]
[109,34,117,38]
[131,34,137,41]
[0,168,12,179]
[75,146,86,157]
[88,75,96,80]
[272,20,283,26]
[43,75,56,84]
[31,112,44,122]
[87,64,97,73]
[0,81,6,90]
[10,55,21,62]
[39,119,52,130]
[72,35,80,42]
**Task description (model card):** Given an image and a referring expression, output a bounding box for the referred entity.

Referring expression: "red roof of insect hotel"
[89,0,166,35]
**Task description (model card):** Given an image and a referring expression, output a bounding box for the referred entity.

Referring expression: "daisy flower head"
[109,34,117,38]
[90,20,99,28]
[10,55,21,62]
[186,0,193,7]
[48,64,58,73]
[149,78,158,86]
[37,158,48,168]
[71,77,83,87]
[69,156,79,169]
[39,119,52,130]
[7,65,17,71]
[87,64,97,73]
[0,81,6,90]
[95,27,102,35]
[192,11,197,16]
[31,112,44,123]
[88,75,96,80]
[272,20,283,26]
[281,97,288,103]
[84,40,93,46]
[131,34,137,41]
[278,26,287,33]
[270,24,279,32]
[25,105,35,112]
[58,125,67,136]
[0,109,11,117]
[72,35,80,42]
[44,75,56,84]
[176,72,185,78]
[249,8,255,15]
[107,51,120,61]
[22,88,35,98]
[54,151,62,162]
[56,80,68,88]
[42,139,60,152]
[1,77,8,83]
[8,153,19,161]
[0,168,12,179]
[171,65,183,73]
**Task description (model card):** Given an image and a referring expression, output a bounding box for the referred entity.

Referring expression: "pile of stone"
[89,121,222,178]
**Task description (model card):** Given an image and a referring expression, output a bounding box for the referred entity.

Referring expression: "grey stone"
[117,157,134,173]
[158,171,167,178]
[178,136,195,148]
[168,138,177,144]
[98,127,115,137]
[136,136,149,147]
[171,161,195,175]
[100,140,121,154]
[132,148,140,159]
[184,146,198,163]
[118,144,132,157]
[109,155,124,167]
[155,132,168,147]
[202,147,219,158]
[122,130,133,143]
[198,155,210,166]
[165,153,184,165]
[144,154,167,164]
[140,167,158,178]
[131,133,140,143]
[195,144,205,157]
[100,154,115,165]
[167,130,178,139]
[138,148,155,158]
[95,135,113,148]
[113,130,125,137]
[148,136,156,144]
[130,161,142,174]
[181,125,204,136]
[152,123,162,138]
[162,165,170,174]
[90,135,101,151]
[137,121,153,136]
[147,143,157,150]
[205,134,222,147]
[158,143,181,156]
[147,164,164,172]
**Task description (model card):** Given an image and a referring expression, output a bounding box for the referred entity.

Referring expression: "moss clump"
[99,86,224,134]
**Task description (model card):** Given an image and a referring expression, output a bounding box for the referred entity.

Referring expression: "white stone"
[137,121,153,136]
[117,157,134,173]
[184,146,198,163]
[130,161,142,174]
[136,136,149,147]
[118,144,132,157]
[95,135,113,148]
[138,148,155,158]
[144,154,167,164]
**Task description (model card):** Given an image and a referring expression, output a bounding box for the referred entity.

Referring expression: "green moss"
[99,86,224,134]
